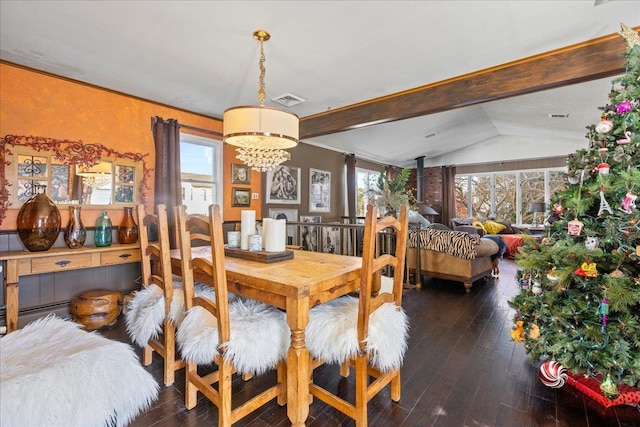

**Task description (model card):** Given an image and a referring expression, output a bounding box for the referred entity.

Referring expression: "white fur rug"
[0,315,158,427]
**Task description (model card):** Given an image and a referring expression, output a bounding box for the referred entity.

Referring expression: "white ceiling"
[1,1,638,167]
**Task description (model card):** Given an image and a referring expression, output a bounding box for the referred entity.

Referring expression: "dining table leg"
[286,296,311,427]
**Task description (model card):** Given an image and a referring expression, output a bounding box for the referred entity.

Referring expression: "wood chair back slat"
[137,204,174,311]
[357,204,409,348]
[175,204,231,348]
[133,203,183,386]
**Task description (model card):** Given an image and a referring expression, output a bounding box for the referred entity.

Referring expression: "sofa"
[450,217,486,235]
[406,227,500,292]
[451,217,535,259]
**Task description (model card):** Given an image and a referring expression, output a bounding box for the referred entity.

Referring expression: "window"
[356,167,381,217]
[520,171,545,224]
[455,167,566,225]
[495,173,516,223]
[179,134,222,215]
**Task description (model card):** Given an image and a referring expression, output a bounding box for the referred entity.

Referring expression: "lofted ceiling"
[1,1,639,168]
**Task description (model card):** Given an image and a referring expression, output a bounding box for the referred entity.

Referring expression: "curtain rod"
[179,123,222,137]
[151,117,223,137]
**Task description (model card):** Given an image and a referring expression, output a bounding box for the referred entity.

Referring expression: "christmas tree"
[508,25,640,400]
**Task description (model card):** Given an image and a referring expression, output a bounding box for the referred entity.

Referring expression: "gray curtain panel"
[152,116,181,248]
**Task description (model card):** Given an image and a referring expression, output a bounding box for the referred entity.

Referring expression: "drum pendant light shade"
[222,29,299,171]
[223,105,298,150]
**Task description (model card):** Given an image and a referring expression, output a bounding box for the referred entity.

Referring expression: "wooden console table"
[0,243,141,333]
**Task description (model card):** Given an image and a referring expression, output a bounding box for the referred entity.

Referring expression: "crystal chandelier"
[76,163,112,188]
[223,30,298,171]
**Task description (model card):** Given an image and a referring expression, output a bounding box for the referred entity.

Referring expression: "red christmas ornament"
[540,361,568,388]
[597,163,610,175]
[552,203,565,216]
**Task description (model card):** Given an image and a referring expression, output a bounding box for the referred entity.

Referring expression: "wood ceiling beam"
[300,28,635,140]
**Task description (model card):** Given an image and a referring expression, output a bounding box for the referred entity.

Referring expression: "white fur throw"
[177,298,290,375]
[0,315,158,427]
[125,281,217,347]
[306,296,409,372]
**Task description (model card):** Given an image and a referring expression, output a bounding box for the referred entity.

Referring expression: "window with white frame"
[179,134,223,215]
[455,167,567,225]
[356,167,381,217]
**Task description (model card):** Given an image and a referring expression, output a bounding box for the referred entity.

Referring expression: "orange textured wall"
[0,62,260,230]
[223,143,263,221]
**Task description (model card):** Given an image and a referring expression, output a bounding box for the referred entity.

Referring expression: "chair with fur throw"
[125,204,218,386]
[125,204,184,386]
[305,204,410,427]
[174,204,290,425]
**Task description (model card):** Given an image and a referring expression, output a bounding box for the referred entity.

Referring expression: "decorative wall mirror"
[1,135,149,220]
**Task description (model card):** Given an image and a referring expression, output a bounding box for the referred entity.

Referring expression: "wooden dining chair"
[174,204,289,426]
[305,204,410,427]
[125,204,184,386]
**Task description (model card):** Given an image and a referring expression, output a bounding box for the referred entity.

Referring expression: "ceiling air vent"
[272,93,306,107]
[424,131,439,139]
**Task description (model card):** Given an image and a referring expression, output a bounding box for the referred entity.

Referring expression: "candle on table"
[264,218,286,252]
[240,210,256,250]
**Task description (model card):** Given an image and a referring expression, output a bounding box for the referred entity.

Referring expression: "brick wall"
[409,167,444,224]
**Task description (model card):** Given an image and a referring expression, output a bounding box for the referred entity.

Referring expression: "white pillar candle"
[274,219,287,252]
[264,218,286,252]
[240,210,256,250]
[263,218,274,251]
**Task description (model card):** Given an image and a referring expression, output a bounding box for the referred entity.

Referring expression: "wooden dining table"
[170,247,362,427]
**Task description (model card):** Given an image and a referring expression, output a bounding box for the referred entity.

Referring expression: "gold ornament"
[529,324,540,340]
[619,23,640,48]
[510,321,525,343]
[575,261,598,278]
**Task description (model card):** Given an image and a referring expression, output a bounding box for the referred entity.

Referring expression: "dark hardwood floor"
[100,259,640,427]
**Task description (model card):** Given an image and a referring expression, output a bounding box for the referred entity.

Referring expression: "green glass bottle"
[94,210,112,247]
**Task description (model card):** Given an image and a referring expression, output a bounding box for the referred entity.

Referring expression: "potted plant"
[368,166,415,216]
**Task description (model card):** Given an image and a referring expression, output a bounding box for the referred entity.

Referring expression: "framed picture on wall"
[266,165,301,204]
[309,168,331,212]
[231,163,251,185]
[232,187,251,207]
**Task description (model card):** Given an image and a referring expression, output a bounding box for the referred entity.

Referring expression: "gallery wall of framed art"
[266,165,301,204]
[309,168,331,212]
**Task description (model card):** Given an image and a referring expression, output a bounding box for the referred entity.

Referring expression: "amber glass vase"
[64,205,86,249]
[17,184,61,252]
[117,206,139,244]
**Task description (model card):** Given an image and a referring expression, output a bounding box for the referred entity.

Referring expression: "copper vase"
[17,184,61,252]
[117,206,139,244]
